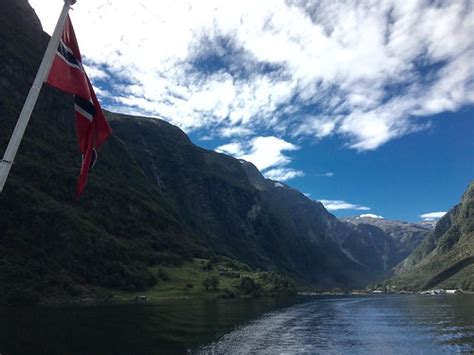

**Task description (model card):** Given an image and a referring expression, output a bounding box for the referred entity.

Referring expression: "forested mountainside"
[0,0,459,304]
[0,0,206,304]
[108,113,376,288]
[389,182,474,291]
[0,0,343,304]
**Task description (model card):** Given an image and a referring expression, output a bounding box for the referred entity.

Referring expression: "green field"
[112,258,296,303]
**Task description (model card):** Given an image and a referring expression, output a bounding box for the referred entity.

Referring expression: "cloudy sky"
[30,0,473,222]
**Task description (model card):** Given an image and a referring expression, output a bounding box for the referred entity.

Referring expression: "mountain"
[389,182,474,291]
[109,114,406,288]
[240,162,419,281]
[1,0,463,304]
[1,0,368,304]
[343,216,432,252]
[0,0,205,304]
[328,221,413,278]
[339,216,434,281]
[240,161,372,284]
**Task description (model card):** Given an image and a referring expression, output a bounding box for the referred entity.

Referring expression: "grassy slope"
[438,264,474,290]
[115,259,239,302]
[64,258,296,304]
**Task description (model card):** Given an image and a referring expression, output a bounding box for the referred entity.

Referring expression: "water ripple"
[197,295,474,354]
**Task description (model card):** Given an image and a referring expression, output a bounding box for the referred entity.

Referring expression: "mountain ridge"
[343,216,433,252]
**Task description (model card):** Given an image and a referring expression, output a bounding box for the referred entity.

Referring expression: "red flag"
[46,15,111,198]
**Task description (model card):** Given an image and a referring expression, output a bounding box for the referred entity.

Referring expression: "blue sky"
[193,108,473,222]
[30,0,474,222]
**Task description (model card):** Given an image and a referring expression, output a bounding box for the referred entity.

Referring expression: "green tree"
[202,276,220,290]
[239,277,259,295]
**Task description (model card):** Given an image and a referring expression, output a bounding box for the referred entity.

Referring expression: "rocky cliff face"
[343,217,432,251]
[240,161,417,281]
[389,182,474,290]
[337,216,434,280]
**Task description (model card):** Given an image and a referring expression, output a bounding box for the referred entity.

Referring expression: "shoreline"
[298,290,474,296]
[4,289,472,308]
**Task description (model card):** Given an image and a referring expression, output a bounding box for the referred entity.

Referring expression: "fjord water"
[199,295,474,354]
[0,295,472,354]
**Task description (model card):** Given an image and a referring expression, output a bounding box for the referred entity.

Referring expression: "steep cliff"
[390,182,474,290]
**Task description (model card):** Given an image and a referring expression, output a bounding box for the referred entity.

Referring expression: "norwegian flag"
[46,15,111,198]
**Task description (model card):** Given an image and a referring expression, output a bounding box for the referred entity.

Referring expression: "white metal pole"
[0,0,74,192]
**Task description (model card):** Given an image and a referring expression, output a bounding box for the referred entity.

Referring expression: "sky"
[29,0,473,222]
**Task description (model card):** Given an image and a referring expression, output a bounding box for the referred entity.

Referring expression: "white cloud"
[315,172,334,177]
[240,136,299,171]
[319,199,371,211]
[82,64,108,80]
[219,126,254,138]
[359,213,384,219]
[264,168,304,181]
[215,142,245,156]
[420,211,447,221]
[216,136,303,181]
[29,0,474,150]
[292,116,341,139]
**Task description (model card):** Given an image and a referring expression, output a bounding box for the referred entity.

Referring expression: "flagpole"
[0,0,75,192]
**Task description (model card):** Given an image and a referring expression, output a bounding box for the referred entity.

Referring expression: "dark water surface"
[0,295,472,354]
